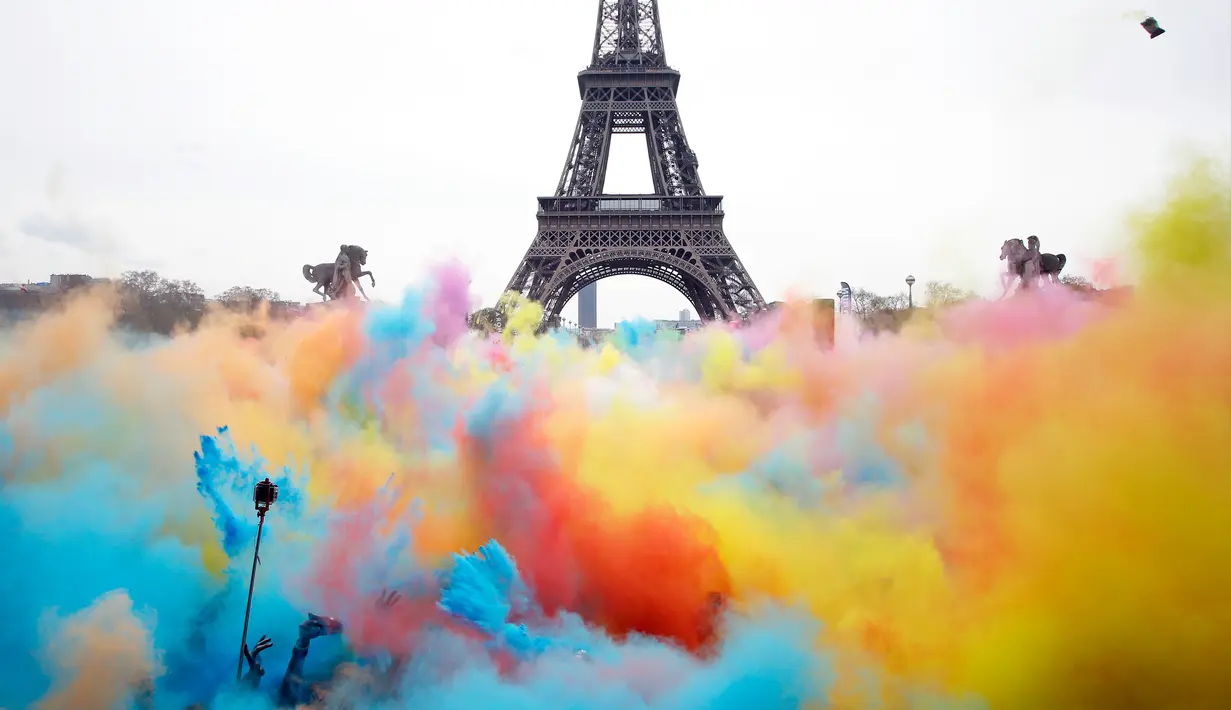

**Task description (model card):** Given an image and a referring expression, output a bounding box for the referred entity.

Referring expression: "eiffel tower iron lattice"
[500,0,766,328]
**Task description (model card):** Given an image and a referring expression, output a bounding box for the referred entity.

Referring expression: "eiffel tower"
[501,0,766,328]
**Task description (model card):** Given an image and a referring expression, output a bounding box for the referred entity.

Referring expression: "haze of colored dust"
[2,161,1229,710]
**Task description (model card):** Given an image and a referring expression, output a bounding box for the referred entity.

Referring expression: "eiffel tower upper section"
[502,0,766,325]
[558,0,699,199]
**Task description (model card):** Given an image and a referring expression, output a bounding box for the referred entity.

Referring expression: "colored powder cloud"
[0,161,1229,709]
[32,590,162,710]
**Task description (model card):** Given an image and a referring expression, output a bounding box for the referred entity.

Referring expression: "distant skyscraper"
[578,283,597,329]
[679,309,691,322]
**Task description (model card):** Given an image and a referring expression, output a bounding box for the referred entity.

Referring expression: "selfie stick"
[237,478,279,681]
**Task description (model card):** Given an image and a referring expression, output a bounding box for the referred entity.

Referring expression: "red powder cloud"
[459,405,731,653]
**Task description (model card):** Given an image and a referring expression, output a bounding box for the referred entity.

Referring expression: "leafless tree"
[118,270,206,334]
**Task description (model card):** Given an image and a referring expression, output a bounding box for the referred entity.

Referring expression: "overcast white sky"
[1,0,1228,325]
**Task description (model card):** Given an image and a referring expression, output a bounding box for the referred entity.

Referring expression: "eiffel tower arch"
[501,0,766,329]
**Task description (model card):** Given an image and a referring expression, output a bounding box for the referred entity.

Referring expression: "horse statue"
[999,237,1066,297]
[302,245,375,301]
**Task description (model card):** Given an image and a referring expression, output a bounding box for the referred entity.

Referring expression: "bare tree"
[217,286,281,311]
[1060,274,1094,291]
[848,288,911,335]
[850,289,908,321]
[119,270,205,334]
[924,280,978,307]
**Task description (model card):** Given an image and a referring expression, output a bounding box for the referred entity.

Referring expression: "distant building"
[578,283,598,329]
[50,273,95,290]
[578,326,614,345]
[268,300,308,319]
[0,273,104,318]
[654,309,704,333]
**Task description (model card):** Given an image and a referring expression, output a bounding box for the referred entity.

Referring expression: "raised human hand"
[242,634,273,672]
[376,589,402,611]
[299,613,344,642]
[240,634,273,688]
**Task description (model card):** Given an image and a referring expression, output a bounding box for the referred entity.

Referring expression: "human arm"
[241,634,274,689]
[374,590,409,694]
[278,614,343,707]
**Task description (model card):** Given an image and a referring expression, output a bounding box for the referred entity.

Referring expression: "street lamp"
[236,478,279,681]
[905,275,916,309]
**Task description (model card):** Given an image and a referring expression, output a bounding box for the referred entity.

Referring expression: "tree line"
[846,275,1093,334]
[13,269,1097,337]
[112,270,286,335]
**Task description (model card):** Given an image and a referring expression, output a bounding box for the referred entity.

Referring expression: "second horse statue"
[999,236,1066,297]
[302,245,375,301]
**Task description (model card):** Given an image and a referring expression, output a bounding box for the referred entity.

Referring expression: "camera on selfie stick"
[253,478,279,513]
[237,478,279,681]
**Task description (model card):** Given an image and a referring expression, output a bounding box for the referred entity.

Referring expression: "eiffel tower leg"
[646,103,703,196]
[503,103,613,303]
[555,106,613,199]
